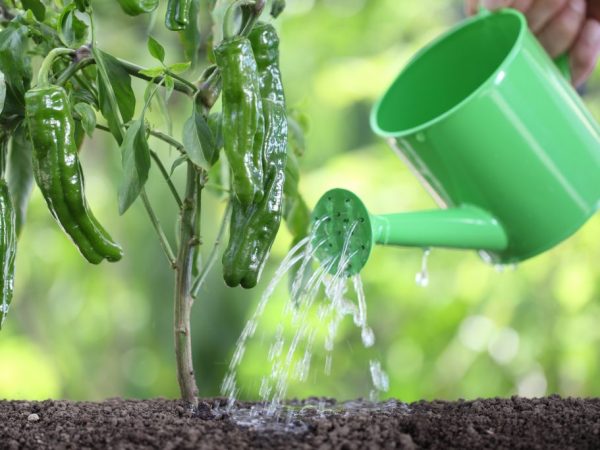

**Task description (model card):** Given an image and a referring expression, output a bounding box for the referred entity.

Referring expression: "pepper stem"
[223,0,264,40]
[37,48,75,87]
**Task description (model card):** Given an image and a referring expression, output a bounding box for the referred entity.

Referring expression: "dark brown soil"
[1,396,599,449]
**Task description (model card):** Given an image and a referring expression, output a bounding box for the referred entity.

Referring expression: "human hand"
[465,0,600,87]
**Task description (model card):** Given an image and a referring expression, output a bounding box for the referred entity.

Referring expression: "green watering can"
[311,8,600,276]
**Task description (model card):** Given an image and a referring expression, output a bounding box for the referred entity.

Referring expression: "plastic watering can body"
[312,8,600,276]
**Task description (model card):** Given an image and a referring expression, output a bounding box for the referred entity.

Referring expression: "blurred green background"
[3,0,600,403]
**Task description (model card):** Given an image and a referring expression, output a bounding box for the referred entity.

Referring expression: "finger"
[525,0,569,33]
[465,0,480,15]
[537,0,586,57]
[511,0,535,14]
[482,0,514,10]
[570,19,600,87]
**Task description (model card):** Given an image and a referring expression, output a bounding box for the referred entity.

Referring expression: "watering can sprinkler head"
[311,189,374,278]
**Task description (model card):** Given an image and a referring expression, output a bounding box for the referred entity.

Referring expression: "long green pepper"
[0,136,16,329]
[223,23,288,289]
[165,0,191,30]
[117,0,158,15]
[215,36,265,209]
[25,86,123,264]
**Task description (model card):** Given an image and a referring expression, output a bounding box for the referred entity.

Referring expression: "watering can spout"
[371,207,508,251]
[311,189,509,277]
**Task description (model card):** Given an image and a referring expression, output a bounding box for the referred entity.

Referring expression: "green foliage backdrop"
[3,0,600,402]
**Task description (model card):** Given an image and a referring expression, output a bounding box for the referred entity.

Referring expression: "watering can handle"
[477,6,571,81]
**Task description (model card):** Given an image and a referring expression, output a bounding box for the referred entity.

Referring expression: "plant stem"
[117,58,197,96]
[141,190,177,267]
[37,48,75,86]
[95,123,186,156]
[55,57,94,86]
[191,200,230,299]
[150,150,183,208]
[149,129,186,154]
[174,162,202,409]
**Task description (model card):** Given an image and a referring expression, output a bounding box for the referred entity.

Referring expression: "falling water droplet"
[415,248,431,287]
[361,326,375,348]
[369,359,389,392]
[324,353,332,375]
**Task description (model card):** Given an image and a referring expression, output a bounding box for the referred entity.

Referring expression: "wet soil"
[1,396,599,449]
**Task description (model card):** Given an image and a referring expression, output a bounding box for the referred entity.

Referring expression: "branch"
[191,200,231,299]
[117,58,198,97]
[140,190,177,268]
[150,150,183,208]
[95,123,186,156]
[56,57,94,86]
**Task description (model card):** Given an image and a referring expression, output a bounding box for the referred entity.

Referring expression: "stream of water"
[220,219,390,426]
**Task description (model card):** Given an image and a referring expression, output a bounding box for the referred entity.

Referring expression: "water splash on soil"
[221,217,389,425]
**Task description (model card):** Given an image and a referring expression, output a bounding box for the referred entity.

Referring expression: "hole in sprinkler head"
[359,217,365,223]
[361,245,366,250]
[327,196,332,201]
[326,217,332,222]
[329,243,333,248]
[336,212,341,217]
[345,198,350,203]
[343,218,349,223]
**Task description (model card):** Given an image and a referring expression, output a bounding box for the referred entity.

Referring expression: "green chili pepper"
[0,179,16,329]
[165,0,191,30]
[270,0,285,18]
[222,24,288,289]
[74,0,90,12]
[117,0,159,16]
[215,36,264,208]
[25,85,123,264]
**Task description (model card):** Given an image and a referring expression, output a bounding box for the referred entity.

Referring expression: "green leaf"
[70,87,98,109]
[169,155,187,176]
[99,51,135,123]
[164,75,174,100]
[169,62,191,75]
[283,150,300,199]
[73,102,96,137]
[118,119,151,214]
[7,123,33,236]
[22,0,46,21]
[147,36,165,63]
[139,66,165,78]
[284,194,310,243]
[94,48,135,143]
[182,107,218,169]
[179,0,201,69]
[208,112,223,151]
[287,115,306,157]
[58,4,88,48]
[0,24,31,110]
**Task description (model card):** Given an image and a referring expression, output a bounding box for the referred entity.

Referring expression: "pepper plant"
[0,0,309,410]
